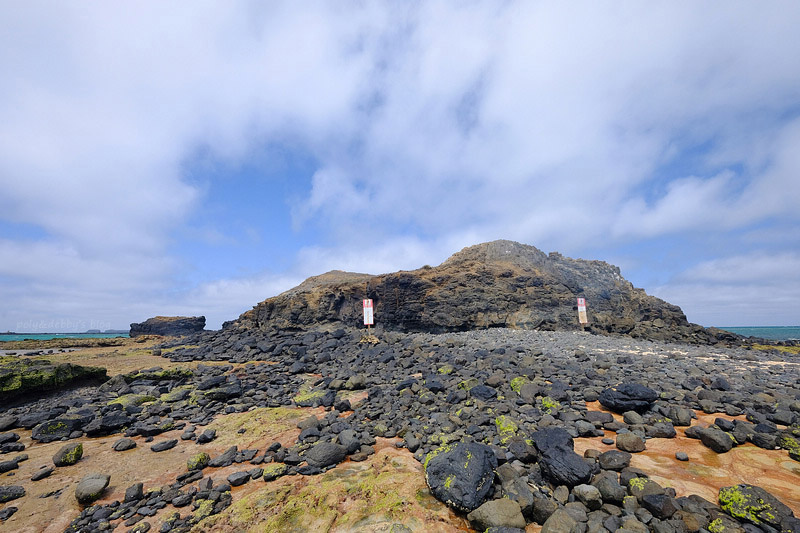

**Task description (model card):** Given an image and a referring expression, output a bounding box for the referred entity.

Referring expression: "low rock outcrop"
[229,240,724,344]
[0,359,107,403]
[129,316,205,337]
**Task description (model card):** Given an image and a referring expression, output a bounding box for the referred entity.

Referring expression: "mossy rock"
[510,376,530,394]
[292,384,333,407]
[437,364,454,375]
[262,463,289,482]
[194,498,216,520]
[494,415,519,444]
[160,385,194,403]
[0,359,107,401]
[539,396,560,415]
[457,378,479,391]
[53,442,83,467]
[718,484,793,529]
[125,367,193,383]
[187,452,210,471]
[108,393,157,409]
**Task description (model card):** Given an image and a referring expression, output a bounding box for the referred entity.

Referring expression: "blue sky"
[1,2,799,332]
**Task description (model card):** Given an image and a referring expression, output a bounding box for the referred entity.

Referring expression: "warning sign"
[363,299,374,326]
[577,297,588,325]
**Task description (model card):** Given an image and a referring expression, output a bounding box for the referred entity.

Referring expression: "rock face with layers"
[129,316,205,337]
[230,240,719,343]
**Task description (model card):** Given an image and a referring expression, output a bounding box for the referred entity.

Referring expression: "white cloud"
[653,252,800,326]
[1,2,799,330]
[678,252,800,285]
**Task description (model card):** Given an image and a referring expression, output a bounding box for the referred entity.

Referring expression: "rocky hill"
[130,316,206,337]
[229,240,726,344]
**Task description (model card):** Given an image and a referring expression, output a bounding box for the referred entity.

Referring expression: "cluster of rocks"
[1,326,799,532]
[422,435,798,533]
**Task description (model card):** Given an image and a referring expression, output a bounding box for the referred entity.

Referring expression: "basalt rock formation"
[230,240,723,344]
[130,316,206,337]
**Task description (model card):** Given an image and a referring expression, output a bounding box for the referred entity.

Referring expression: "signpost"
[363,299,374,330]
[577,297,588,326]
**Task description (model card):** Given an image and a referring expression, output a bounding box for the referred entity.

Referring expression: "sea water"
[717,326,800,341]
[0,333,129,342]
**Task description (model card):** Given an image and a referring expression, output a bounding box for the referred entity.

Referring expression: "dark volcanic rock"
[538,444,593,488]
[598,383,658,413]
[75,473,110,505]
[32,416,85,443]
[616,432,646,453]
[84,411,134,436]
[150,439,178,452]
[467,498,527,530]
[425,441,497,513]
[698,427,735,453]
[598,450,632,471]
[0,416,18,432]
[112,438,137,451]
[129,316,205,337]
[304,441,347,469]
[53,442,83,466]
[0,486,25,503]
[531,427,592,487]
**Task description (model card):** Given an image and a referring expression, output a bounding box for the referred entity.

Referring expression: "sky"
[1,2,799,332]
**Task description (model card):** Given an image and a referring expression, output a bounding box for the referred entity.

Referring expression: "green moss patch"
[495,415,519,444]
[187,452,210,471]
[510,376,530,394]
[125,367,193,382]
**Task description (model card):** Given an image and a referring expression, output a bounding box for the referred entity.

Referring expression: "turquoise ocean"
[0,333,129,342]
[717,326,800,341]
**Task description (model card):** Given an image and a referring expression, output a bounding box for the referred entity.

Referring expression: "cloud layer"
[1,2,799,330]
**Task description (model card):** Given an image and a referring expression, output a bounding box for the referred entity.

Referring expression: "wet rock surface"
[0,325,798,532]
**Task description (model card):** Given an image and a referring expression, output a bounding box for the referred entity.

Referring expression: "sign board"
[577,297,588,325]
[363,299,374,326]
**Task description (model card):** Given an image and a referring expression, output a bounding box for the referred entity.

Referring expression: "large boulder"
[467,498,527,530]
[53,442,83,467]
[75,473,110,505]
[424,441,497,513]
[598,383,659,413]
[532,427,592,487]
[0,485,25,503]
[129,316,205,337]
[304,441,347,469]
[699,427,735,453]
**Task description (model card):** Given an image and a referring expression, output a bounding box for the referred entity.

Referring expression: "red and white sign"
[363,299,374,326]
[577,297,588,325]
